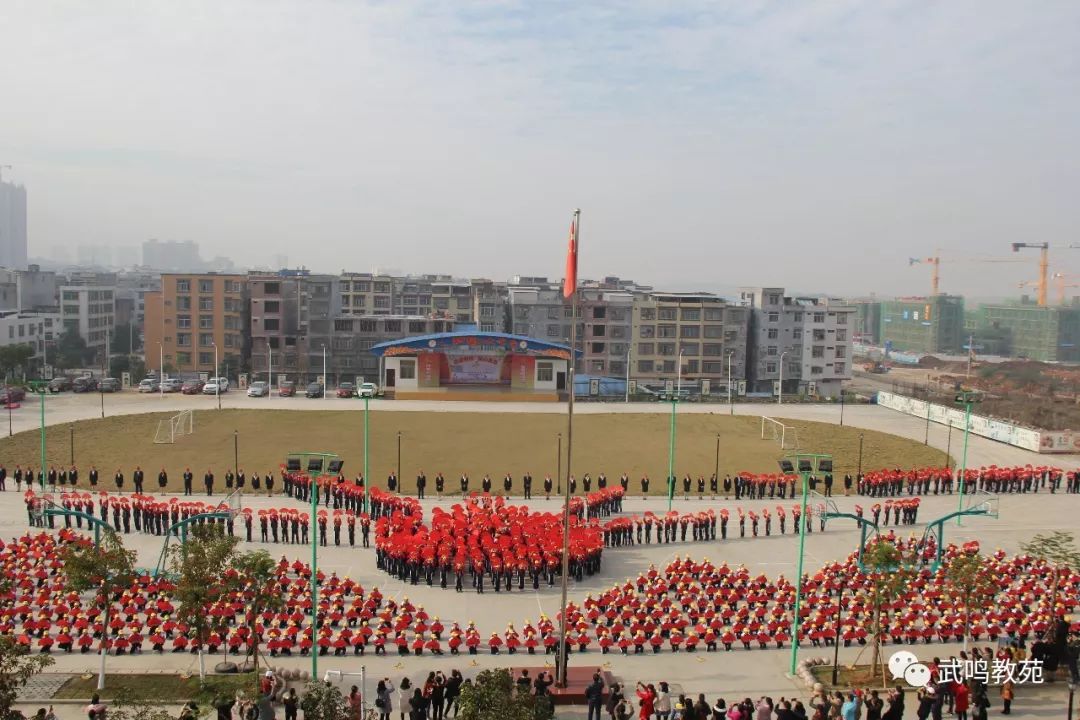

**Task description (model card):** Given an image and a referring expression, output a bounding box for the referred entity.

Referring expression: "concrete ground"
[2,393,1076,716]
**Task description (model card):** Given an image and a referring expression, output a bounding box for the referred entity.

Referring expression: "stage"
[509,665,615,705]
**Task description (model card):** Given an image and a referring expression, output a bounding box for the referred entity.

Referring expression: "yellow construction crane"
[1011,242,1050,306]
[1019,274,1079,304]
[909,254,1025,296]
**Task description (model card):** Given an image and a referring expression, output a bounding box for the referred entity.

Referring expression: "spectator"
[410,687,428,720]
[881,688,904,720]
[446,671,464,718]
[376,680,395,720]
[863,690,882,720]
[431,673,446,720]
[655,682,672,720]
[840,694,857,720]
[999,678,1014,715]
[953,682,969,720]
[605,682,624,720]
[791,701,808,720]
[774,700,796,720]
[283,689,299,720]
[693,694,710,720]
[586,673,605,720]
[711,698,727,720]
[349,686,363,720]
[635,683,656,720]
[84,694,107,720]
[397,678,413,720]
[755,697,772,720]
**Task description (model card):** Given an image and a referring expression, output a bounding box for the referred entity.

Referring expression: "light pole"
[667,350,684,511]
[726,350,734,416]
[840,390,846,426]
[714,433,720,487]
[268,343,273,397]
[233,430,239,480]
[945,421,953,469]
[831,571,846,685]
[212,342,220,410]
[397,431,402,481]
[857,434,864,478]
[158,342,164,399]
[363,396,370,513]
[70,424,74,465]
[955,391,981,524]
[29,381,46,491]
[322,344,327,391]
[624,347,631,403]
[778,351,789,405]
[556,433,562,495]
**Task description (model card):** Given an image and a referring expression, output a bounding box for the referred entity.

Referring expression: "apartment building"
[879,295,965,355]
[339,273,395,316]
[328,315,457,384]
[0,310,59,363]
[579,288,633,376]
[59,285,115,351]
[143,273,246,375]
[471,279,507,333]
[631,292,748,390]
[248,272,341,382]
[740,287,855,397]
[507,280,571,341]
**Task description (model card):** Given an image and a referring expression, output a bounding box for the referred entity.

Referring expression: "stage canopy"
[370,331,576,360]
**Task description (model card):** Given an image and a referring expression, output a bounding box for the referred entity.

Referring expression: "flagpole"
[556,208,580,688]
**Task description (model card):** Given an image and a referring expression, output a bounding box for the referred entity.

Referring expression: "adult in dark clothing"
[585,674,604,720]
[114,469,124,493]
[416,471,426,500]
[882,687,905,720]
[204,469,214,496]
[158,469,168,493]
[387,472,397,492]
[89,466,99,487]
[605,684,624,720]
[183,468,193,495]
[133,467,145,494]
[523,473,532,500]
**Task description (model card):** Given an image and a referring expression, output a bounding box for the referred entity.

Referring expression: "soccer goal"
[761,416,798,450]
[154,409,194,444]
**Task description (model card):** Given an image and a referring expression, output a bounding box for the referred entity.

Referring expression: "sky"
[1,0,1078,299]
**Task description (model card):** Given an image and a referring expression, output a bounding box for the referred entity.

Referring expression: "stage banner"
[448,354,504,384]
[418,353,441,388]
[512,356,535,389]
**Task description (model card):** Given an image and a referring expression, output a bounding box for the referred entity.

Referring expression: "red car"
[336,382,356,398]
[180,379,204,395]
[0,386,26,403]
[278,381,296,397]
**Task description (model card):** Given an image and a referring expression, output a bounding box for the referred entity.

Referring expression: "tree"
[109,355,146,381]
[862,540,916,685]
[230,549,284,692]
[0,637,54,720]
[299,680,349,720]
[1021,531,1080,612]
[944,551,997,650]
[169,523,241,683]
[458,669,553,720]
[61,531,137,691]
[110,323,142,354]
[0,345,34,381]
[55,328,93,369]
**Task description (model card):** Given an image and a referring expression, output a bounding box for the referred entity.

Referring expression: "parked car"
[160,378,182,393]
[358,382,378,398]
[305,382,324,398]
[278,381,296,397]
[138,378,159,393]
[0,386,27,403]
[47,377,72,393]
[203,377,229,394]
[72,376,99,393]
[247,381,269,397]
[336,382,356,398]
[181,379,204,395]
[98,378,121,393]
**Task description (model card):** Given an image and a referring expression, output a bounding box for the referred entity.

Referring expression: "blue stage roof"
[370,331,577,358]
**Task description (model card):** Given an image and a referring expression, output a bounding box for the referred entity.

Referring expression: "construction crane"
[909,254,1025,296]
[1053,273,1080,305]
[1011,242,1050,306]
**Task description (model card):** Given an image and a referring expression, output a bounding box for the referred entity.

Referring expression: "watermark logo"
[889,651,1044,688]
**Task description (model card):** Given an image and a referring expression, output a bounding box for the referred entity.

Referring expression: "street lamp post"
[363,396,370,513]
[212,342,220,410]
[29,381,47,491]
[667,350,684,511]
[322,345,327,392]
[831,574,846,685]
[840,391,845,426]
[397,431,402,481]
[714,434,720,488]
[625,347,631,403]
[778,351,789,405]
[857,434,864,478]
[158,342,164,399]
[727,350,734,416]
[955,391,981,524]
[945,421,953,469]
[70,425,74,465]
[233,430,239,480]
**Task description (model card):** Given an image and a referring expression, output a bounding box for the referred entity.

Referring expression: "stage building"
[370,329,575,402]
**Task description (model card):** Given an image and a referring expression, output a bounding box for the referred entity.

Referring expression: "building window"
[592,306,606,319]
[546,308,560,320]
[793,312,803,322]
[359,320,376,332]
[198,297,213,311]
[837,314,848,324]
[637,360,654,373]
[662,360,676,373]
[199,352,214,365]
[767,346,778,356]
[399,359,416,380]
[638,342,654,355]
[766,328,778,340]
[611,325,626,338]
[480,306,496,318]
[657,325,677,338]
[812,346,824,358]
[198,280,213,293]
[703,325,722,338]
[835,346,846,358]
[177,333,191,347]
[835,362,846,374]
[793,328,803,340]
[264,282,280,295]
[199,333,213,346]
[385,320,401,332]
[537,362,553,382]
[176,280,191,293]
[638,325,655,339]
[836,329,847,341]
[813,312,825,323]
[766,362,777,373]
[658,308,677,321]
[353,282,370,292]
[679,342,699,356]
[813,329,826,341]
[591,342,605,353]
[199,316,213,329]
[409,321,426,333]
[268,337,280,349]
[680,326,700,338]
[703,344,722,356]
[811,366,823,375]
[264,319,280,331]
[226,281,241,293]
[335,319,354,332]
[704,309,723,321]
[767,312,779,323]
[224,334,236,348]
[767,294,781,305]
[680,308,700,321]
[374,296,390,309]
[547,326,561,337]
[592,325,606,337]
[639,308,656,320]
[176,352,191,365]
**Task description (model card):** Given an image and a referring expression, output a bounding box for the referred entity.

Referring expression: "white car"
[358,382,378,398]
[137,378,159,393]
[203,377,230,394]
[247,381,269,397]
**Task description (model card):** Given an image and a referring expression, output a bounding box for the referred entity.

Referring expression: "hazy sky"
[2,1,1078,298]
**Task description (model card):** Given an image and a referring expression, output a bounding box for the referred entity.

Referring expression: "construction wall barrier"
[875,391,1065,454]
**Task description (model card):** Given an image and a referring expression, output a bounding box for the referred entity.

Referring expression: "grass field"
[53,672,254,702]
[0,410,948,495]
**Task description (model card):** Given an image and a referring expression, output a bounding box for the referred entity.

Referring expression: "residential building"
[974,301,1080,362]
[59,285,115,352]
[141,240,202,271]
[339,272,396,317]
[740,287,854,397]
[631,291,749,390]
[879,295,965,355]
[852,300,882,345]
[14,266,58,311]
[507,279,571,346]
[143,273,247,376]
[393,274,473,322]
[579,288,634,376]
[0,176,28,270]
[470,279,507,333]
[0,310,59,364]
[328,315,456,385]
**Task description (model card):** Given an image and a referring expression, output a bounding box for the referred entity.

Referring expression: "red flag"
[563,220,578,299]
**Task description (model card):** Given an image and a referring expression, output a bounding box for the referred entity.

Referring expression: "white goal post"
[154,409,194,444]
[761,416,798,450]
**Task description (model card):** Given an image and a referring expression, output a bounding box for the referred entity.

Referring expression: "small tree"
[0,637,54,720]
[944,551,997,650]
[55,328,93,369]
[61,531,138,691]
[106,688,176,720]
[299,681,349,720]
[231,549,284,690]
[110,323,142,354]
[0,345,34,382]
[169,524,241,683]
[458,669,553,720]
[1021,531,1080,612]
[863,540,915,685]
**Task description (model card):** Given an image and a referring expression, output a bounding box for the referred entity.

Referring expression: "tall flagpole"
[556,209,580,688]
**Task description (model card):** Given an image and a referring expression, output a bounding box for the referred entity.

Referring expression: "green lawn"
[53,672,257,704]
